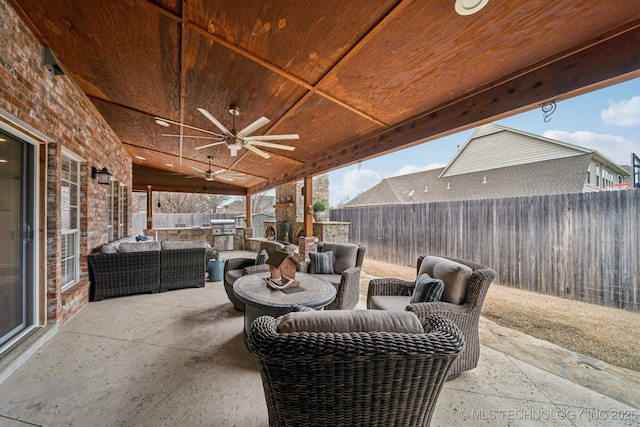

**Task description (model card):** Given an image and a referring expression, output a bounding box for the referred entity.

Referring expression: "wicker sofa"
[88,237,206,301]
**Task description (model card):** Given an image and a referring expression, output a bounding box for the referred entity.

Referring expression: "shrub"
[312,201,326,212]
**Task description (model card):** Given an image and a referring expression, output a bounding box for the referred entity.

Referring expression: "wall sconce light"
[91,167,111,185]
[43,47,64,75]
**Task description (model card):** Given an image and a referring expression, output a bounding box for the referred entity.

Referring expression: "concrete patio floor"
[0,252,638,426]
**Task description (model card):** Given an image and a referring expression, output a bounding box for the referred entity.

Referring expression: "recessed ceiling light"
[0,138,6,142]
[155,118,170,127]
[0,159,8,163]
[455,0,489,15]
[135,156,146,160]
[165,163,173,167]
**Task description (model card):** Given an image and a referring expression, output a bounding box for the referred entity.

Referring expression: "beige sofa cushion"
[225,269,244,286]
[101,242,120,254]
[368,295,411,311]
[118,241,161,253]
[278,310,423,334]
[418,256,472,304]
[321,243,358,273]
[161,240,206,250]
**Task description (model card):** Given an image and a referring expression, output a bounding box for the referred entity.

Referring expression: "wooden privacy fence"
[332,190,640,312]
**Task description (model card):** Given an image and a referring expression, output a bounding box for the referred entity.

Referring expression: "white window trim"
[61,148,83,291]
[119,183,126,239]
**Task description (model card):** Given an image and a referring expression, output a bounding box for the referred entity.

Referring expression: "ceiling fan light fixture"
[455,0,489,15]
[229,145,241,156]
[155,118,170,127]
[228,106,239,116]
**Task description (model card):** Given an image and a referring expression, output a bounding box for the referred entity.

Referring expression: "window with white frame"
[61,152,80,290]
[107,180,115,241]
[118,184,125,238]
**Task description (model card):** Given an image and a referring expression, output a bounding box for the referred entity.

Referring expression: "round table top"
[233,272,336,310]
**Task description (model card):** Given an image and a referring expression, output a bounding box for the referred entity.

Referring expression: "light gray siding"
[442,128,584,177]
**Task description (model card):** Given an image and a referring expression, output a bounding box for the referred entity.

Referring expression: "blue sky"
[328,77,640,207]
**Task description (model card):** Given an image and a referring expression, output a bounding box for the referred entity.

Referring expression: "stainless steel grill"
[211,219,235,250]
[210,219,235,235]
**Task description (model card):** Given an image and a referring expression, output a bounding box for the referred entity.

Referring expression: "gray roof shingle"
[345,154,591,207]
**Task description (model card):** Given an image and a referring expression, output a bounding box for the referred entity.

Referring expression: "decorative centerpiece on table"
[265,251,300,291]
[311,200,327,222]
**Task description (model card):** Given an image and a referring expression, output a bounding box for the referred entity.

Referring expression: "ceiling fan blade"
[191,166,206,174]
[195,141,225,150]
[155,117,221,137]
[197,108,233,135]
[245,144,271,159]
[238,116,270,138]
[218,176,236,181]
[248,140,296,151]
[245,134,299,141]
[162,134,222,139]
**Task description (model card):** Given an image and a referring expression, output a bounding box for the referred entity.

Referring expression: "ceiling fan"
[191,156,246,182]
[157,106,298,159]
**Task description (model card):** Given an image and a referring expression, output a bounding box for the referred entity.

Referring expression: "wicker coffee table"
[233,272,336,335]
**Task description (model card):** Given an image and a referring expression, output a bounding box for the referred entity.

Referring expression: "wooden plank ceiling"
[9,0,640,195]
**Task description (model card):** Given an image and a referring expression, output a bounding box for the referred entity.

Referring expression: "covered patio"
[2,0,640,425]
[0,251,637,426]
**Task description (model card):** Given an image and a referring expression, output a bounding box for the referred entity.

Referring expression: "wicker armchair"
[298,242,366,310]
[367,255,495,377]
[248,311,464,427]
[223,241,291,311]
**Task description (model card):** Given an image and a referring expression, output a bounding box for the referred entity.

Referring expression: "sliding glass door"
[0,129,36,348]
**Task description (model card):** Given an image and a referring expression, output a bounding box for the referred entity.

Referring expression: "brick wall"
[1,0,132,326]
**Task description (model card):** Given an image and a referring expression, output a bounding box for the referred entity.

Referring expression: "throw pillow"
[255,249,269,265]
[418,256,473,304]
[135,235,149,242]
[309,251,334,274]
[410,274,445,304]
[320,243,358,273]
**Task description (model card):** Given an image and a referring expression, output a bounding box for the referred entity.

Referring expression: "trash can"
[208,258,225,282]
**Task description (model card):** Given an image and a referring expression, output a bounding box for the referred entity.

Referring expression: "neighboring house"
[222,195,275,215]
[345,124,631,207]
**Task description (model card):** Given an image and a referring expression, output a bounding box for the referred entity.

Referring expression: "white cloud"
[601,96,640,127]
[544,130,639,164]
[329,168,381,207]
[388,163,446,177]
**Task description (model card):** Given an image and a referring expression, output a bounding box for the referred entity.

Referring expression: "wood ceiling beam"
[187,24,387,127]
[132,165,246,195]
[138,0,390,126]
[177,0,190,165]
[142,0,389,129]
[247,24,640,194]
